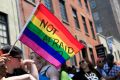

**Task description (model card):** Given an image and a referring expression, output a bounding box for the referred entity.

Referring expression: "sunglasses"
[79,60,86,65]
[12,55,22,59]
[98,60,104,63]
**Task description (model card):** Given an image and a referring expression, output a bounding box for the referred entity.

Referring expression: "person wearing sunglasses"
[73,59,105,80]
[103,54,120,80]
[96,58,107,78]
[0,45,38,80]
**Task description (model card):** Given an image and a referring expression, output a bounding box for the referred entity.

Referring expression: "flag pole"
[17,2,40,59]
[17,2,40,40]
[8,40,18,55]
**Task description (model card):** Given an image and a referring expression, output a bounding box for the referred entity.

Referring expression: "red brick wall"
[19,0,99,66]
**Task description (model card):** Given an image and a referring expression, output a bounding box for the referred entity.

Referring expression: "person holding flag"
[18,3,84,68]
[0,45,38,80]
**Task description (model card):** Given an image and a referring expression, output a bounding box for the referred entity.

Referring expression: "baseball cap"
[1,45,23,58]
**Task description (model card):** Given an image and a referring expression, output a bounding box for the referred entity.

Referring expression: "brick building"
[18,0,99,66]
[89,0,120,41]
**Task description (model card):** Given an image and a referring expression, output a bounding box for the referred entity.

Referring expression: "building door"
[82,48,88,61]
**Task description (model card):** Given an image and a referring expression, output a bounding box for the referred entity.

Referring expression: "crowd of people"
[0,45,120,80]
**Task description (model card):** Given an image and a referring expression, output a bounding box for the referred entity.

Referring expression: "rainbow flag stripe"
[18,4,84,68]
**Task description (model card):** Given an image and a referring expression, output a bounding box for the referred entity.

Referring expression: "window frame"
[0,12,10,47]
[84,0,89,12]
[82,16,89,34]
[72,8,80,29]
[59,0,68,22]
[78,0,82,6]
[89,20,96,39]
[44,0,54,13]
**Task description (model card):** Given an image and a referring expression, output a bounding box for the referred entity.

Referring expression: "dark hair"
[106,54,114,62]
[1,45,22,58]
[60,64,67,72]
[79,60,97,74]
[106,54,115,68]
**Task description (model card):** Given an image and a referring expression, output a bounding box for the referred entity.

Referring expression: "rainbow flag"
[18,3,84,68]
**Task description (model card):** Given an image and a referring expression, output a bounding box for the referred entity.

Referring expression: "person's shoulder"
[47,65,57,71]
[40,65,51,72]
[40,64,58,76]
[104,63,108,66]
[1,77,5,80]
[61,70,68,76]
[44,64,53,69]
[46,65,59,79]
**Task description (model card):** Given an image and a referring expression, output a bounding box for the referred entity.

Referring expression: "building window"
[78,0,82,6]
[59,0,68,22]
[82,48,88,59]
[82,16,88,33]
[114,52,118,60]
[118,50,120,59]
[90,0,96,9]
[93,12,100,21]
[118,50,120,54]
[70,55,77,66]
[96,23,102,33]
[75,35,77,38]
[44,0,54,13]
[89,21,96,39]
[84,0,89,12]
[89,48,95,65]
[72,8,80,29]
[0,12,9,48]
